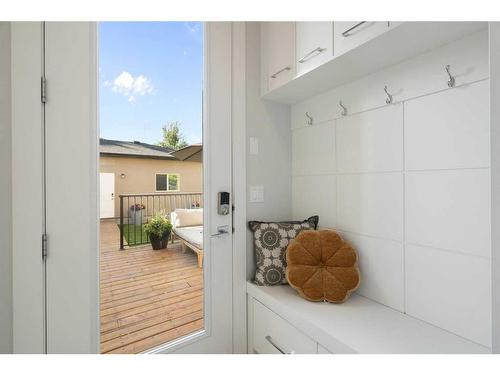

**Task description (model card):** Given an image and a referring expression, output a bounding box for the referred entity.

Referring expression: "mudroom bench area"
[247,283,489,354]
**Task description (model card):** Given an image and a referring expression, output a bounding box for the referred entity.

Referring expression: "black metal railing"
[119,192,203,249]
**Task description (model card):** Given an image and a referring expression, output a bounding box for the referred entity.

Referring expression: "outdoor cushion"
[174,225,203,249]
[248,216,319,286]
[172,208,203,228]
[286,229,360,303]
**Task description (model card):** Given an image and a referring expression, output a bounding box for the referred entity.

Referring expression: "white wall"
[0,21,12,354]
[490,22,500,354]
[291,30,491,348]
[246,23,292,279]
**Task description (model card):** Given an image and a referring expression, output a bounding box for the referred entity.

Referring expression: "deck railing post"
[119,195,124,250]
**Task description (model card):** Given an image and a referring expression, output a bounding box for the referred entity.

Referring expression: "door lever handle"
[210,225,230,238]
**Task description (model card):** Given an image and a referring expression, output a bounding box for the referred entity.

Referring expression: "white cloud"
[184,22,201,34]
[111,71,153,102]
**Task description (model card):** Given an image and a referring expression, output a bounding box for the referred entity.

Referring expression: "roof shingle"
[99,138,176,159]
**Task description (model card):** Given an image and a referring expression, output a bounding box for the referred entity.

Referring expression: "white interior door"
[99,173,115,218]
[17,21,233,354]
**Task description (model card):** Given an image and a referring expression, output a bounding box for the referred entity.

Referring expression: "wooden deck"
[100,220,204,354]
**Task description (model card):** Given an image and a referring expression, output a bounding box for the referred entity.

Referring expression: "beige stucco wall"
[100,155,202,217]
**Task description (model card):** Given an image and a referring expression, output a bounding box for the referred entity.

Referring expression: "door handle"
[271,66,291,79]
[210,225,230,238]
[265,335,294,354]
[298,47,326,63]
[342,21,367,37]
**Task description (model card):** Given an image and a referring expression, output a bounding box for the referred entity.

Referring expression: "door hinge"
[41,77,47,103]
[42,233,48,259]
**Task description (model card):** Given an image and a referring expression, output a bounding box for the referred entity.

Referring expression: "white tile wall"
[338,230,404,312]
[337,104,403,173]
[405,169,491,258]
[290,32,491,347]
[292,175,336,228]
[292,121,335,176]
[405,244,491,347]
[337,173,403,241]
[405,80,490,171]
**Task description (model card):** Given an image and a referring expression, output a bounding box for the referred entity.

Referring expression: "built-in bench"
[247,282,490,354]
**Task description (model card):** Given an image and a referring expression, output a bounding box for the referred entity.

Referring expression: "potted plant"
[144,213,172,250]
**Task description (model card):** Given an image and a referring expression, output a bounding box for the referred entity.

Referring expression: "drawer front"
[317,344,333,354]
[334,21,389,57]
[252,299,317,354]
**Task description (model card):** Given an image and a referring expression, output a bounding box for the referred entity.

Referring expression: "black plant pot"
[149,231,171,250]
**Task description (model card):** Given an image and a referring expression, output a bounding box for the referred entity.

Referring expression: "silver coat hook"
[305,112,313,126]
[384,85,393,105]
[445,65,455,88]
[339,101,347,116]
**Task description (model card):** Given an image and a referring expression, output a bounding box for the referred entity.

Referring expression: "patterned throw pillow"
[248,216,319,286]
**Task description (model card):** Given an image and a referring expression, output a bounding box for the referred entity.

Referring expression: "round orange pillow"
[286,230,360,303]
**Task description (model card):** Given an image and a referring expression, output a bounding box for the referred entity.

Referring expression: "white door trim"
[231,21,248,354]
[11,21,45,353]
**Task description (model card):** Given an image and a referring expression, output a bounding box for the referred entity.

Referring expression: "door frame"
[10,20,247,354]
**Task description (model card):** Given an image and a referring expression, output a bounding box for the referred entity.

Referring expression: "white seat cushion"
[174,226,203,249]
[171,208,203,228]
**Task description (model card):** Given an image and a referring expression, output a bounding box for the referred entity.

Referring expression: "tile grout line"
[402,101,407,315]
[291,166,490,178]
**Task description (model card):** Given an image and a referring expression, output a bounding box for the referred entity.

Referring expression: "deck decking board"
[100,265,201,293]
[100,220,204,354]
[100,281,203,323]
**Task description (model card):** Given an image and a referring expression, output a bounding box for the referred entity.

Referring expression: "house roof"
[99,138,177,160]
[170,144,203,162]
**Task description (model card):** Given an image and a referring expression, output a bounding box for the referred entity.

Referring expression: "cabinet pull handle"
[271,66,291,79]
[265,335,294,354]
[342,21,367,37]
[298,47,326,63]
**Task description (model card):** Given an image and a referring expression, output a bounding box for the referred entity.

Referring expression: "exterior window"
[156,173,180,192]
[168,174,179,191]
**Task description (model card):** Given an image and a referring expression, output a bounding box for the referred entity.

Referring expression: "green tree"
[157,121,188,150]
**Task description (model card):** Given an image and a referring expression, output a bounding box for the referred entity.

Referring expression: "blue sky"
[99,22,203,145]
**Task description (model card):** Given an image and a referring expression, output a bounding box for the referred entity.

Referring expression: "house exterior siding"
[100,155,202,218]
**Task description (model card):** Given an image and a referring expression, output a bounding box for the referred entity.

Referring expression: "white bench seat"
[247,282,490,354]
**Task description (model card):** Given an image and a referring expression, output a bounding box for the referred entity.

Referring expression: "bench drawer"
[252,299,317,354]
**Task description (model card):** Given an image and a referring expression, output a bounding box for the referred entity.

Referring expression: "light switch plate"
[249,137,259,155]
[249,186,264,203]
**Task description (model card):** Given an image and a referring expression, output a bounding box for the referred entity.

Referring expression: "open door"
[11,21,235,353]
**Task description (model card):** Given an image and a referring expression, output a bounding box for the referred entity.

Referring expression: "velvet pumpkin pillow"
[286,229,360,303]
[248,216,319,286]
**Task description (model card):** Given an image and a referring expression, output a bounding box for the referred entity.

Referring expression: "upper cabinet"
[262,22,295,93]
[296,22,334,76]
[333,21,389,57]
[261,22,487,104]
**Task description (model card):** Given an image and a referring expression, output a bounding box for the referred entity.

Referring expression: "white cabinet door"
[334,21,389,57]
[263,22,295,92]
[296,22,333,76]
